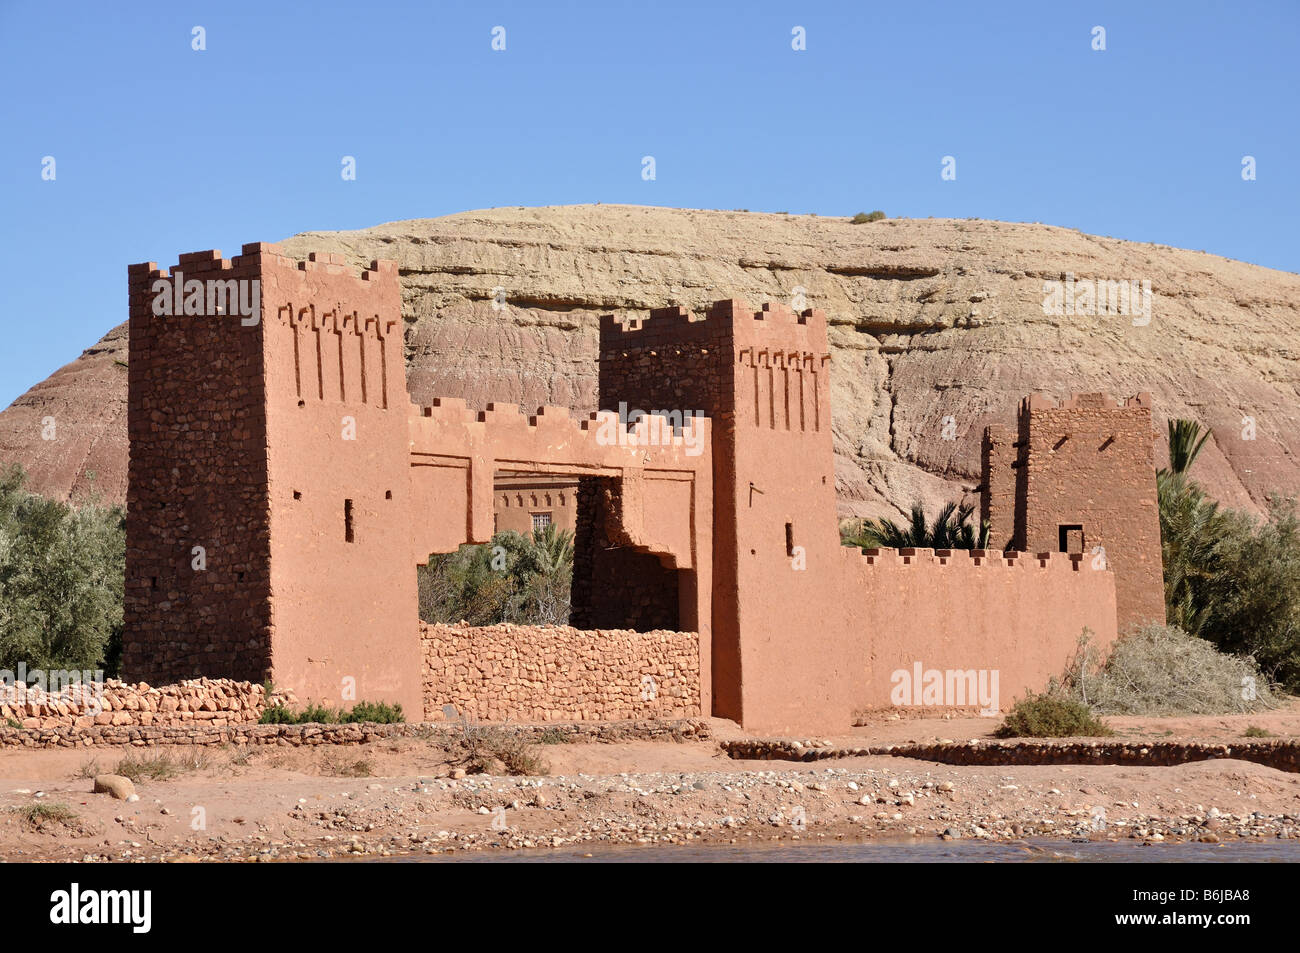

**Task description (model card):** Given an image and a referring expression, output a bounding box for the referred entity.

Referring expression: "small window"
[384,490,392,500]
[345,499,355,543]
[293,490,302,501]
[1058,524,1084,554]
[785,522,795,557]
[532,512,552,532]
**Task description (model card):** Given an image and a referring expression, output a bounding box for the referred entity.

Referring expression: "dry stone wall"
[0,718,711,749]
[0,678,290,730]
[421,622,701,722]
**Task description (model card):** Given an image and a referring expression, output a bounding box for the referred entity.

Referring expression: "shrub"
[0,464,124,675]
[114,753,179,782]
[320,755,373,777]
[418,527,573,626]
[259,704,297,724]
[1244,725,1272,738]
[258,700,405,725]
[1059,624,1278,716]
[1159,477,1300,690]
[993,693,1113,738]
[343,701,404,724]
[495,740,549,776]
[297,703,338,724]
[850,210,886,224]
[13,802,76,831]
[455,720,549,776]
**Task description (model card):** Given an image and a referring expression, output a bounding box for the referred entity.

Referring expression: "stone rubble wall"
[723,739,1300,774]
[0,678,293,730]
[421,622,701,722]
[0,718,711,749]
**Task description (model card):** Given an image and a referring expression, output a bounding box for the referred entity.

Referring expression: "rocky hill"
[3,205,1297,519]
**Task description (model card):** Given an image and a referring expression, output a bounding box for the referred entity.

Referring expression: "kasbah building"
[123,243,1164,734]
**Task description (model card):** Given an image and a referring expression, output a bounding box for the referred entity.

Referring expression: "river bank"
[2,704,1298,862]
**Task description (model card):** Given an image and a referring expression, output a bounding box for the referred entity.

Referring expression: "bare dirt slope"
[3,206,1297,519]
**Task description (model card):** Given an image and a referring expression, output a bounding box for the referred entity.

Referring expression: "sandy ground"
[2,703,1298,862]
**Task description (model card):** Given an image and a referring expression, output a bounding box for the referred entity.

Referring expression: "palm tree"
[1155,416,1227,636]
[1161,418,1210,479]
[527,524,573,576]
[1157,473,1232,637]
[845,500,990,550]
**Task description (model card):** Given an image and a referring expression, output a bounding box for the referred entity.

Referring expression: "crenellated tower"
[125,245,422,714]
[982,392,1165,633]
[592,299,835,726]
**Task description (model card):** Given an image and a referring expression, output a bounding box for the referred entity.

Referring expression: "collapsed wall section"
[569,477,680,630]
[420,622,701,722]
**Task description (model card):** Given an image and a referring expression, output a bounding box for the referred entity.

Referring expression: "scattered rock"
[93,774,136,800]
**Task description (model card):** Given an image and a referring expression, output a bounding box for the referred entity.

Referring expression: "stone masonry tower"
[982,393,1166,633]
[595,300,836,727]
[124,245,422,715]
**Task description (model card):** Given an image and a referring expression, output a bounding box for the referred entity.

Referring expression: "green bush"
[258,704,298,724]
[1159,474,1300,690]
[418,526,573,625]
[258,700,405,725]
[993,693,1113,738]
[13,802,77,830]
[0,465,124,674]
[850,211,886,224]
[345,701,404,724]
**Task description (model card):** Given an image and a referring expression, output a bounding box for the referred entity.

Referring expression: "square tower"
[982,393,1165,632]
[124,245,422,713]
[594,299,836,726]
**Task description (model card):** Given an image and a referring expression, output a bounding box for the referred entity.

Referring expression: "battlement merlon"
[407,399,711,455]
[128,244,401,334]
[1022,392,1154,414]
[599,297,830,355]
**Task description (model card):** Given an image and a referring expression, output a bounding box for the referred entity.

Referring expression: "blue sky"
[2,0,1297,407]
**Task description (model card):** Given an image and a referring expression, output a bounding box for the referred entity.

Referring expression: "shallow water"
[391,838,1300,863]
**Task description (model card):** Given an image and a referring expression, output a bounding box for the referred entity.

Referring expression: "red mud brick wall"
[260,251,424,716]
[724,544,1119,734]
[125,247,424,715]
[420,623,701,722]
[981,423,1021,551]
[845,548,1118,716]
[570,307,726,633]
